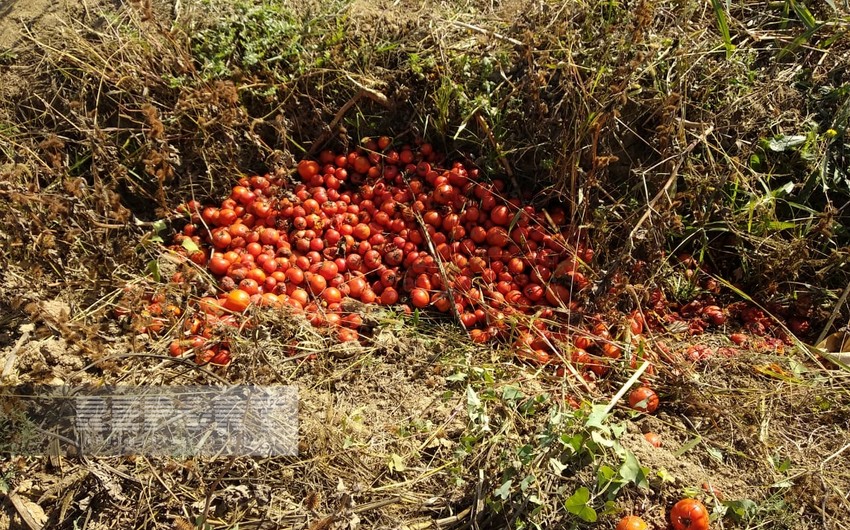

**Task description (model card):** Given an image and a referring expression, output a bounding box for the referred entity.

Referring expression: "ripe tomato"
[628,386,659,414]
[729,333,747,346]
[209,256,231,276]
[410,288,430,308]
[670,498,709,530]
[223,289,251,312]
[489,205,511,226]
[380,287,399,305]
[643,432,662,447]
[338,327,359,342]
[616,515,648,530]
[298,160,320,181]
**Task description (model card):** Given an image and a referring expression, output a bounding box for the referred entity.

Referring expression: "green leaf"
[146,260,161,282]
[710,0,734,59]
[585,404,610,429]
[777,23,825,61]
[766,221,797,231]
[565,487,597,522]
[706,445,725,462]
[502,386,525,403]
[518,444,535,465]
[723,499,758,522]
[590,428,615,448]
[789,0,817,29]
[548,457,568,475]
[773,455,793,473]
[446,372,467,382]
[560,433,583,454]
[466,386,481,408]
[387,453,406,472]
[597,465,616,482]
[494,479,512,500]
[181,238,200,253]
[766,135,807,151]
[674,436,702,457]
[656,468,674,482]
[619,451,649,489]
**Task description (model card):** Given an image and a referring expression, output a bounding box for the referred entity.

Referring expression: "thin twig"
[2,325,32,380]
[450,20,523,46]
[309,85,390,155]
[474,113,521,193]
[815,278,850,346]
[201,456,238,526]
[72,353,231,384]
[628,125,714,246]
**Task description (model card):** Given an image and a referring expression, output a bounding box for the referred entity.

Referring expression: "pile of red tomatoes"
[133,138,797,370]
[158,138,610,366]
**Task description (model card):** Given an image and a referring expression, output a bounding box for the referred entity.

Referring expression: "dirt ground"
[1,0,849,529]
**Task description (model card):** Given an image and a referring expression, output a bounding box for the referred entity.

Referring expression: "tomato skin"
[616,515,649,530]
[628,386,659,414]
[643,432,662,447]
[670,498,710,530]
[223,289,251,312]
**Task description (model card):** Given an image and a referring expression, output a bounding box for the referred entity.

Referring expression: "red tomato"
[670,499,710,530]
[298,160,320,181]
[628,386,659,414]
[380,287,399,305]
[224,289,251,312]
[410,288,430,308]
[616,516,648,530]
[643,432,662,447]
[209,256,231,276]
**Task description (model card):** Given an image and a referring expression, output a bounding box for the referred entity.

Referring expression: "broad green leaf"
[466,386,481,408]
[387,453,406,472]
[723,499,758,521]
[520,474,535,491]
[565,487,597,522]
[549,457,568,475]
[518,444,535,465]
[657,468,674,482]
[560,433,583,454]
[619,451,649,489]
[181,238,200,253]
[585,404,609,429]
[766,135,807,151]
[706,445,724,462]
[494,479,512,500]
[502,386,525,403]
[146,260,161,282]
[590,429,615,448]
[598,465,616,482]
